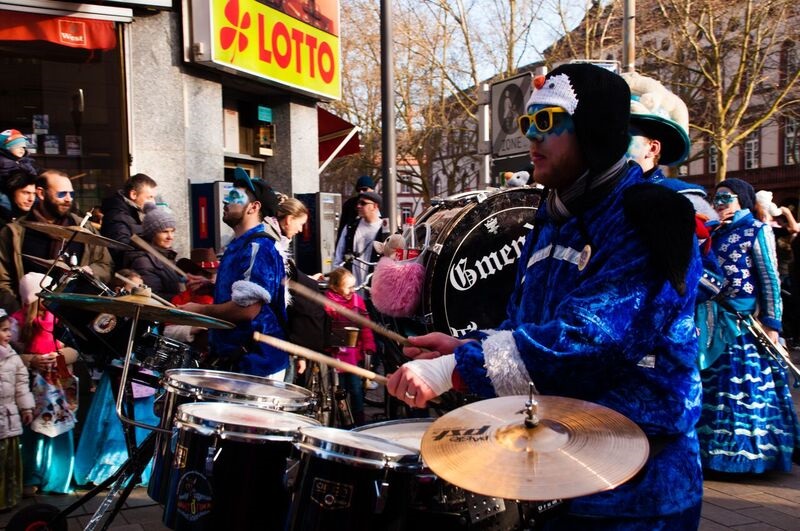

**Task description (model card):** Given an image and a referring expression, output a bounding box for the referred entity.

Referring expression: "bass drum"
[417,187,542,337]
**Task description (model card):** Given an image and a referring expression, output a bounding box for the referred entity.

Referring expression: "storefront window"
[0,15,127,214]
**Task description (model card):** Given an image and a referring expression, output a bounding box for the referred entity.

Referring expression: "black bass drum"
[417,187,542,337]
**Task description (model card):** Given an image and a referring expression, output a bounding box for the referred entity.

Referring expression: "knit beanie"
[0,129,27,151]
[142,203,177,240]
[19,272,53,306]
[355,175,375,189]
[716,178,755,212]
[526,63,631,172]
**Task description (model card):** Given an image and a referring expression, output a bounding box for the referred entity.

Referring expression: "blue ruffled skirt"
[697,332,800,473]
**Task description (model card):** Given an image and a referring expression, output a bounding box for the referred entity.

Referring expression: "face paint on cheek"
[223,189,248,206]
[547,115,575,137]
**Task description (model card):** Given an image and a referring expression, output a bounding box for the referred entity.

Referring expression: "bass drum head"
[422,187,542,336]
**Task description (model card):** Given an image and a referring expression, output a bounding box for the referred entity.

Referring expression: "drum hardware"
[419,393,649,502]
[21,253,71,272]
[114,271,175,307]
[38,290,233,434]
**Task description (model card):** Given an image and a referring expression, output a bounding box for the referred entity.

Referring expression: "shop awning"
[318,107,360,173]
[0,11,116,51]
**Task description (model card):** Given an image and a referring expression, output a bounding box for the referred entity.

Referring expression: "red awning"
[0,11,116,51]
[318,107,360,168]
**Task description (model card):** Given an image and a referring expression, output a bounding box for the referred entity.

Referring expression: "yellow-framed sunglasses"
[517,107,568,136]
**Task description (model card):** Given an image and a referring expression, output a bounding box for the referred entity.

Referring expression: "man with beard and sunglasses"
[179,175,288,379]
[0,170,112,309]
[387,64,704,529]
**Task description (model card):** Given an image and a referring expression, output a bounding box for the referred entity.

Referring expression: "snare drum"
[149,369,313,504]
[416,187,542,336]
[354,419,522,530]
[163,402,319,530]
[288,426,422,531]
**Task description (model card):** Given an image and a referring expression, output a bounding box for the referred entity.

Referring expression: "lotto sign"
[206,0,341,100]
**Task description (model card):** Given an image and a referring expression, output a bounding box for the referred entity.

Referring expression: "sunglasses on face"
[713,193,738,207]
[357,200,375,207]
[517,107,568,135]
[55,191,75,199]
[357,187,370,192]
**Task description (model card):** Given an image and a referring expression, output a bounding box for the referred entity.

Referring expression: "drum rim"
[294,426,422,471]
[175,402,319,442]
[352,418,435,433]
[162,368,312,408]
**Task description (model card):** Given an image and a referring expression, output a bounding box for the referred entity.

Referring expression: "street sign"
[490,73,532,157]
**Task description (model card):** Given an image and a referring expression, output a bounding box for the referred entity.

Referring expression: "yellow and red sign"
[210,0,340,100]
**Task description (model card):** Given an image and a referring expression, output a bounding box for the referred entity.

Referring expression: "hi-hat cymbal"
[39,291,234,329]
[19,220,133,251]
[22,254,71,272]
[420,395,649,501]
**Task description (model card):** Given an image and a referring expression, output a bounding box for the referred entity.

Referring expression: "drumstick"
[130,234,188,281]
[286,279,412,347]
[253,333,388,385]
[114,272,176,308]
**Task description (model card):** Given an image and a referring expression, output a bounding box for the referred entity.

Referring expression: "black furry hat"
[527,63,631,172]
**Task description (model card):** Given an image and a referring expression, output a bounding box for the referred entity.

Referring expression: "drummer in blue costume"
[180,174,288,379]
[388,63,704,529]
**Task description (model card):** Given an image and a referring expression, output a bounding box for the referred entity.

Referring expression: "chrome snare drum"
[149,369,313,504]
[288,426,422,531]
[163,402,319,530]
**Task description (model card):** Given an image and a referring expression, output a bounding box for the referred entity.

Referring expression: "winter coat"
[0,344,35,439]
[100,191,145,264]
[0,148,38,182]
[122,247,183,301]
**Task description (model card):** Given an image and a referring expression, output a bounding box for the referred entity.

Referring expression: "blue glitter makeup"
[223,189,249,205]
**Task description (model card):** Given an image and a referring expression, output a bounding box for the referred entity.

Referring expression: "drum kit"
[9,193,651,531]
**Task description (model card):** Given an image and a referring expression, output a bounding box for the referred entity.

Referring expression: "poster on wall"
[43,135,59,155]
[33,114,49,135]
[25,134,37,154]
[65,135,82,156]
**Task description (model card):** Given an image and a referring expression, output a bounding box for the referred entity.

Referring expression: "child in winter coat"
[0,308,35,510]
[324,267,376,426]
[11,273,77,495]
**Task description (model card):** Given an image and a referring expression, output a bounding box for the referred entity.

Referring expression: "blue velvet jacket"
[454,166,703,518]
[210,224,288,376]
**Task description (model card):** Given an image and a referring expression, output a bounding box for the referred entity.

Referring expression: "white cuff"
[483,330,531,396]
[404,354,456,396]
[164,324,195,343]
[232,280,272,306]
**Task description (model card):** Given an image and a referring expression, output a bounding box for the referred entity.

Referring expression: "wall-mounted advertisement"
[188,0,341,101]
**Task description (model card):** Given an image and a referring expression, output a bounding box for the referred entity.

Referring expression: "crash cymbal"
[19,220,133,251]
[22,254,71,272]
[420,395,649,501]
[39,291,234,329]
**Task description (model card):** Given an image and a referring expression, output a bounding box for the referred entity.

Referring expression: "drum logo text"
[448,227,531,292]
[311,477,353,509]
[431,425,490,442]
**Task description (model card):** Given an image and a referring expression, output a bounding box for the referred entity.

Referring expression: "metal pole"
[381,0,397,233]
[623,0,636,73]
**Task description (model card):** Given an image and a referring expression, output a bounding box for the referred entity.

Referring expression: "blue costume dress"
[696,209,800,473]
[454,166,703,527]
[73,373,159,486]
[209,224,287,377]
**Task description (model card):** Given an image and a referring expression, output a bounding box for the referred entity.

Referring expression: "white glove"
[404,354,457,396]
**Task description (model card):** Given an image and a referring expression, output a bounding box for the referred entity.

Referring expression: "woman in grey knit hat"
[121,203,183,301]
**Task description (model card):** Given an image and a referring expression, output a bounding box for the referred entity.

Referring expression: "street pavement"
[3,355,800,530]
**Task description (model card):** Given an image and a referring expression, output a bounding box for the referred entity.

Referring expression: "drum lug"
[476,192,487,203]
[466,492,506,524]
[283,457,300,492]
[205,444,221,476]
[372,479,390,514]
[431,243,442,255]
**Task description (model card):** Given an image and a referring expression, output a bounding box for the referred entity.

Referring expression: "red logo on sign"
[220,0,251,60]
